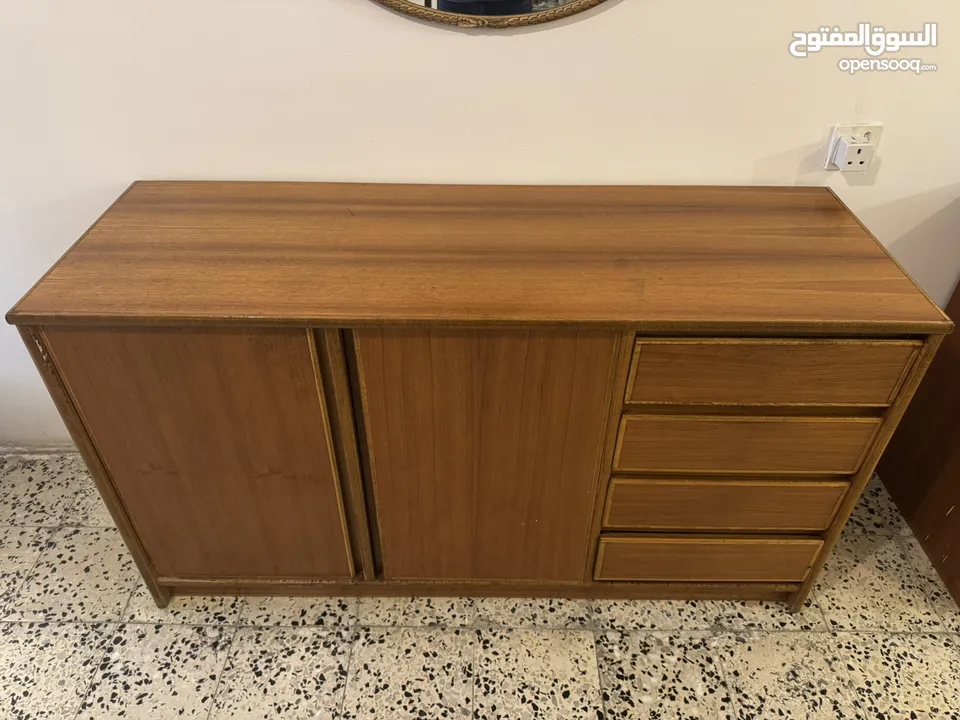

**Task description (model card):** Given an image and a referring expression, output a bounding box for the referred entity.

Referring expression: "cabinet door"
[355,328,618,582]
[45,327,354,581]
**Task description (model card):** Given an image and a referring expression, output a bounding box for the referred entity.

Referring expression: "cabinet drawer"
[603,478,848,532]
[614,415,881,475]
[626,339,920,405]
[595,535,823,582]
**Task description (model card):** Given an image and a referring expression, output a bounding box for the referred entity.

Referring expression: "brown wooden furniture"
[880,280,960,605]
[7,182,951,610]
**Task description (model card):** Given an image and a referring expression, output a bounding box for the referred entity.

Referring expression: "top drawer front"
[627,339,920,406]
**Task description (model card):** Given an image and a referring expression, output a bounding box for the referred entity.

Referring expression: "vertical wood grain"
[305,329,357,580]
[19,326,171,607]
[879,289,960,605]
[582,331,635,581]
[314,329,376,580]
[44,326,355,581]
[355,327,617,582]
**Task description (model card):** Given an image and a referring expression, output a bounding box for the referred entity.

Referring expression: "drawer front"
[614,415,881,474]
[595,535,823,582]
[626,339,920,405]
[603,478,848,532]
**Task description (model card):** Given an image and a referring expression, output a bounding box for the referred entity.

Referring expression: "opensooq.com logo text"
[789,22,938,74]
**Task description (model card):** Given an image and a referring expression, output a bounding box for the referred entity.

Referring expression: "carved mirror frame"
[369,0,608,28]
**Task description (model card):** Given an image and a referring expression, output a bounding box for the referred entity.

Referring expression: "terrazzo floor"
[1,453,959,719]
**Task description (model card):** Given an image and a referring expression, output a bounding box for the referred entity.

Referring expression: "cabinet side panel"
[878,289,960,604]
[44,326,354,580]
[356,328,617,582]
[19,326,170,607]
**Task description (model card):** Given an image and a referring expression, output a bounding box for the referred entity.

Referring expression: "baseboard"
[0,444,80,456]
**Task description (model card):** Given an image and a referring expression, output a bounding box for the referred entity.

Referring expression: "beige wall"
[1,0,958,447]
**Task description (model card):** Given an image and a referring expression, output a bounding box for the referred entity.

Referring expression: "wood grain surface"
[880,284,960,604]
[355,327,617,582]
[44,326,355,581]
[21,326,171,607]
[7,182,950,333]
[602,477,848,532]
[595,535,823,583]
[627,338,921,406]
[614,415,882,474]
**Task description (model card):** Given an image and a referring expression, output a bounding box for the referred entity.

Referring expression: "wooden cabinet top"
[7,182,951,334]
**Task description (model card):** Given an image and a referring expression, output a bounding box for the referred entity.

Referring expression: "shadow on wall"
[750,142,830,184]
[859,184,960,309]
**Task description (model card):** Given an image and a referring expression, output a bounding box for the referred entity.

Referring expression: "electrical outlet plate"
[825,122,884,170]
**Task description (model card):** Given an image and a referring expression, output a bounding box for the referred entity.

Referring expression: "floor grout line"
[333,626,361,719]
[810,586,832,631]
[467,627,480,720]
[711,634,743,720]
[590,629,611,719]
[4,452,960,717]
[0,525,56,621]
[203,626,241,720]
[895,531,958,632]
[115,571,139,625]
[70,621,122,720]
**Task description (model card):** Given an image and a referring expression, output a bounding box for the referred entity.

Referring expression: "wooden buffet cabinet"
[6,182,952,611]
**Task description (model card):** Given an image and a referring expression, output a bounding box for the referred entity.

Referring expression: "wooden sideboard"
[6,182,952,610]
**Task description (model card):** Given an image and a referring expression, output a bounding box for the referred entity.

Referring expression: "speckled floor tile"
[590,600,713,630]
[839,632,960,718]
[5,451,958,719]
[596,630,735,719]
[846,473,910,535]
[340,626,475,719]
[0,526,54,569]
[475,597,592,628]
[474,628,602,720]
[0,455,87,526]
[4,527,137,622]
[0,571,26,615]
[0,526,51,612]
[124,581,243,625]
[210,627,353,719]
[719,632,861,719]
[78,624,234,720]
[0,622,111,719]
[65,472,115,527]
[815,533,943,631]
[701,598,828,631]
[900,535,960,632]
[358,596,476,626]
[240,596,357,627]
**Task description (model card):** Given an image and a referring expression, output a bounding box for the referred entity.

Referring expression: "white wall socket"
[825,122,883,172]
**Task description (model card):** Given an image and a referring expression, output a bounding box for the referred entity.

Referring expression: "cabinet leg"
[787,588,810,613]
[149,585,173,609]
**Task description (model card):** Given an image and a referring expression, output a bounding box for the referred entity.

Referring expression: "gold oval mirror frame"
[370,0,609,29]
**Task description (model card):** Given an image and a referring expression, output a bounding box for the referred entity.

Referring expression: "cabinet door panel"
[45,327,354,580]
[356,328,618,582]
